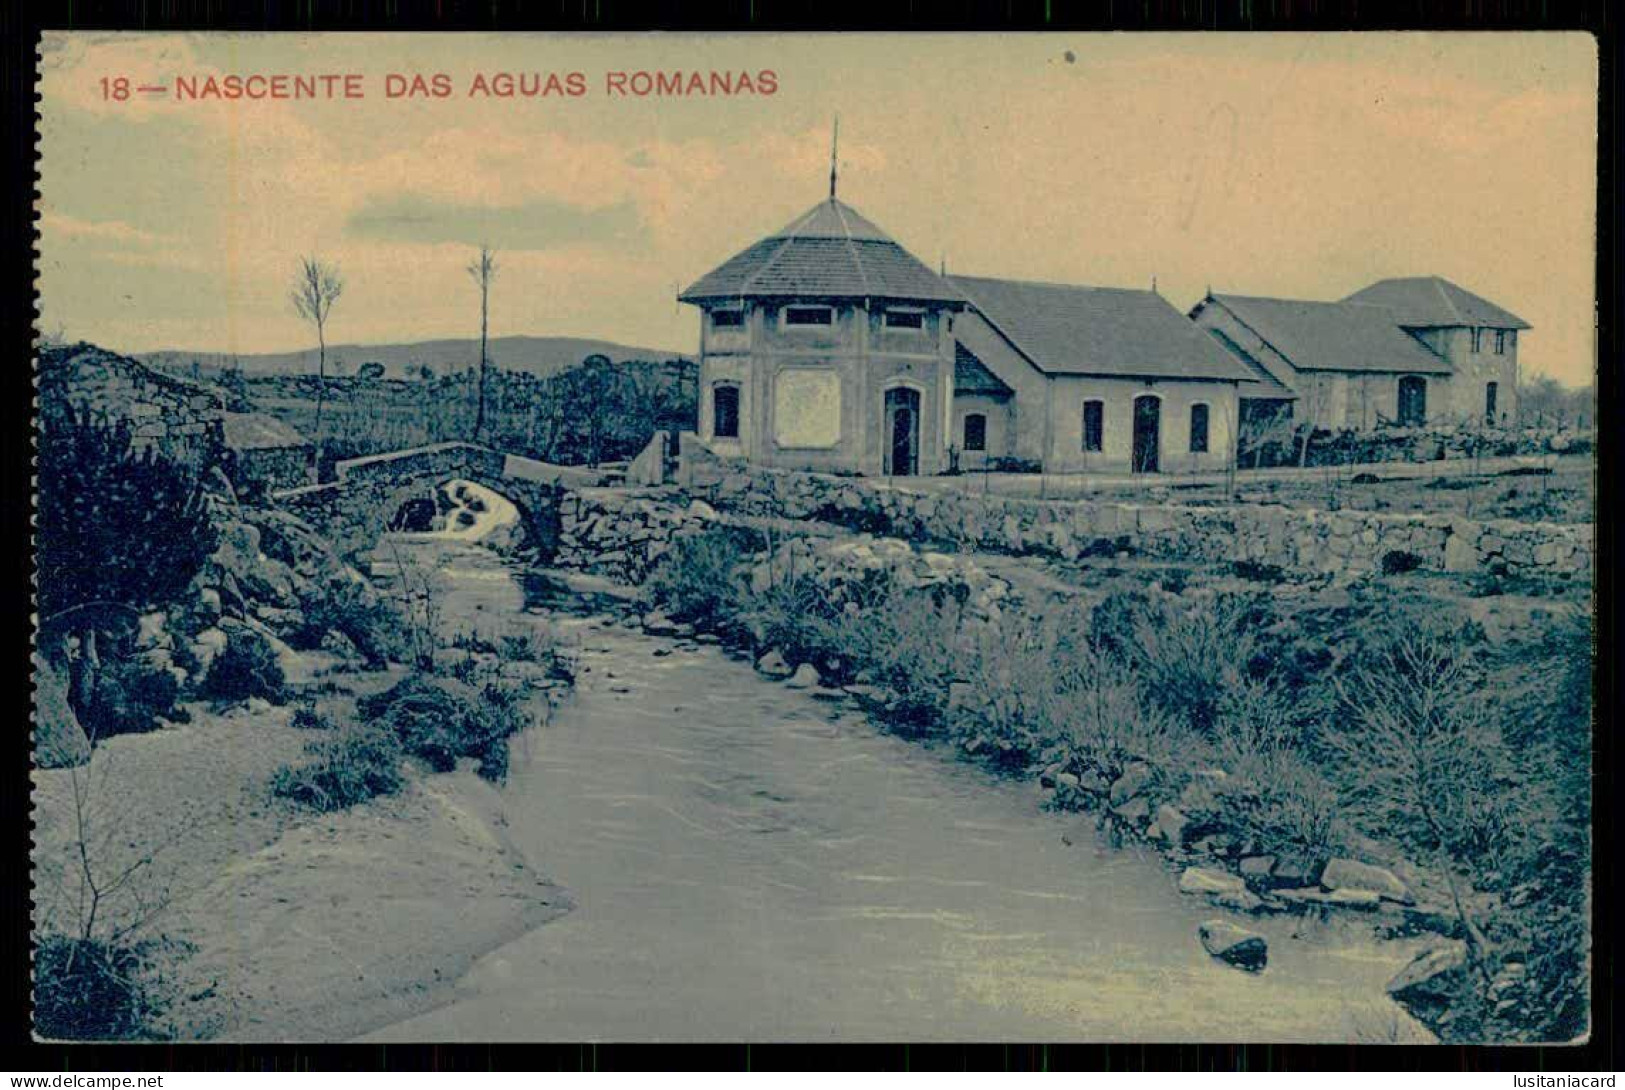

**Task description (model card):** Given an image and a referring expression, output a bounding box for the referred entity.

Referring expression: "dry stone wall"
[675,447,1591,582]
[39,343,225,465]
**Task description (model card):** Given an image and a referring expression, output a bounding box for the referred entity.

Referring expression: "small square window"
[884,309,925,330]
[783,306,834,327]
[711,309,744,328]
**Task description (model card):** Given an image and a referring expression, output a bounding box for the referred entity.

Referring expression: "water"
[364,535,1424,1043]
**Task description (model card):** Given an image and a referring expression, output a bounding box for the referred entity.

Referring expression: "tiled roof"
[223,411,312,450]
[949,275,1257,383]
[1342,276,1530,330]
[1206,294,1454,375]
[679,198,964,305]
[954,342,1014,397]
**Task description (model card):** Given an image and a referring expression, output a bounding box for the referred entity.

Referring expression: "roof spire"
[829,115,839,201]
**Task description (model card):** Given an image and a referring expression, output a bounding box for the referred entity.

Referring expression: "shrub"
[646,525,759,629]
[359,673,529,782]
[1114,593,1264,738]
[78,654,181,740]
[271,721,404,811]
[36,401,218,621]
[297,577,400,668]
[202,627,287,704]
[290,703,333,731]
[32,934,171,1041]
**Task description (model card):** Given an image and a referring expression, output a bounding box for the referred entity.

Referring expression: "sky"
[37,32,1599,386]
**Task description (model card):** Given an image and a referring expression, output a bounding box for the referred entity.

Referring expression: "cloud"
[345,194,645,250]
[40,211,164,246]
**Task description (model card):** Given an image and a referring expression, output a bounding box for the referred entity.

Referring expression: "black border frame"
[2,0,1615,1072]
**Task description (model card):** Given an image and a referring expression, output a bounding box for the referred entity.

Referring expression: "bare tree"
[290,257,345,451]
[467,245,499,442]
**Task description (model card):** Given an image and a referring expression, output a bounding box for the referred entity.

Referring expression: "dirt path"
[368,559,1426,1043]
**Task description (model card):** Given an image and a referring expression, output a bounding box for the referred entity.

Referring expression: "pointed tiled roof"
[1205,294,1454,375]
[679,198,965,305]
[950,275,1257,382]
[1342,276,1530,330]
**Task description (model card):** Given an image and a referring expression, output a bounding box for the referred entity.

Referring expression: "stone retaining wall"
[39,343,225,465]
[675,441,1592,582]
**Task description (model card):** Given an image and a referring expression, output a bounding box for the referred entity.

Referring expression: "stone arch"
[375,470,561,559]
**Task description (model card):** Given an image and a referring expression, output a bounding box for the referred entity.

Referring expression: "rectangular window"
[1082,400,1104,453]
[783,305,834,327]
[710,308,744,329]
[1471,328,1484,353]
[1189,403,1210,453]
[1485,381,1499,422]
[1494,330,1507,355]
[712,384,740,439]
[963,413,987,452]
[884,309,925,330]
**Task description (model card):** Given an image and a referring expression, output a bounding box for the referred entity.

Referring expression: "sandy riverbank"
[31,657,570,1042]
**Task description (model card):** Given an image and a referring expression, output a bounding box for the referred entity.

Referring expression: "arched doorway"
[1132,395,1161,473]
[1398,376,1428,426]
[884,387,921,476]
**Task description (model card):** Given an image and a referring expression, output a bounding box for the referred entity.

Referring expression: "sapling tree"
[290,256,345,453]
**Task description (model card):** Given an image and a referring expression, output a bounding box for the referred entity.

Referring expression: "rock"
[189,627,229,673]
[1199,920,1268,972]
[784,663,822,689]
[34,659,91,769]
[755,650,793,680]
[1149,804,1188,845]
[1113,796,1150,825]
[1443,533,1479,573]
[1272,856,1319,887]
[1386,941,1471,1021]
[135,611,172,651]
[640,610,680,636]
[1277,886,1382,910]
[1109,761,1153,805]
[1238,855,1276,879]
[193,586,223,623]
[1179,866,1262,911]
[1321,857,1413,903]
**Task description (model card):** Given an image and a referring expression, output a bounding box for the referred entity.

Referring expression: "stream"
[363,481,1424,1043]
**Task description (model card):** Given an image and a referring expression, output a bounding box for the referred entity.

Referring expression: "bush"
[296,576,399,668]
[78,654,181,740]
[290,702,333,731]
[359,673,528,782]
[36,401,219,622]
[646,526,759,630]
[33,934,170,1041]
[271,721,404,811]
[202,627,287,704]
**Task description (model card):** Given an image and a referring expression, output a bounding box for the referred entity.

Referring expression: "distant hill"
[139,335,691,381]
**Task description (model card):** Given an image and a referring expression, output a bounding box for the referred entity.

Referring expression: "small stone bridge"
[270,442,606,561]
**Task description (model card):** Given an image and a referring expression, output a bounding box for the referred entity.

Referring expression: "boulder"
[1179,866,1262,911]
[1199,920,1268,972]
[1109,761,1153,805]
[1149,804,1188,845]
[34,660,91,769]
[1386,941,1471,1022]
[1277,886,1382,910]
[640,610,680,636]
[1238,855,1277,880]
[189,627,229,673]
[1113,796,1150,825]
[784,663,822,690]
[135,611,172,651]
[755,650,794,680]
[1321,857,1413,903]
